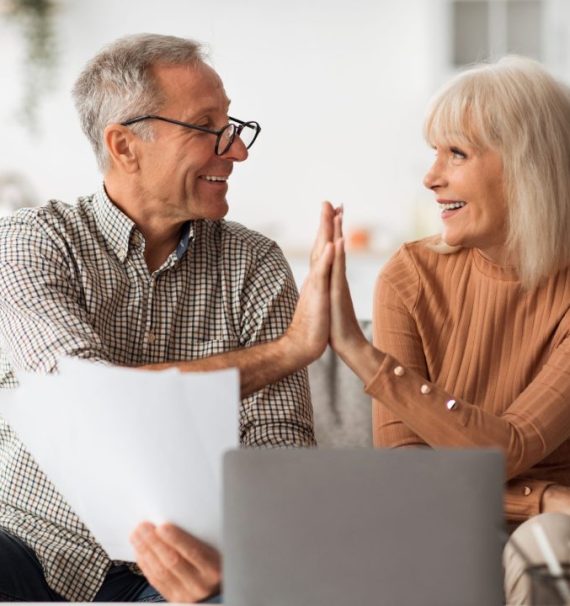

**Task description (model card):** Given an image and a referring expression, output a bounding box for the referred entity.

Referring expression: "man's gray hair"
[72,33,206,172]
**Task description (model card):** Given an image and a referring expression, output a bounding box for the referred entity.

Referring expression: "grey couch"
[308,320,373,448]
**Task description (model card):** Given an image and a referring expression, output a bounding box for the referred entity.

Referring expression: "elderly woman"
[326,56,570,604]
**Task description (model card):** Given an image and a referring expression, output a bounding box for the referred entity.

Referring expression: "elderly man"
[0,33,333,602]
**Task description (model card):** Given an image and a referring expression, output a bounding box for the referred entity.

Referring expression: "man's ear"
[104,124,140,173]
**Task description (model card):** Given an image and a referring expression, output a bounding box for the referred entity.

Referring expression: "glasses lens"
[237,122,260,149]
[217,124,236,155]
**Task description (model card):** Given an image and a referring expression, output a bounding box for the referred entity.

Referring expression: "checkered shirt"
[0,187,315,601]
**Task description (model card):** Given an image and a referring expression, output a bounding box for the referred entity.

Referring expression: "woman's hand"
[329,209,385,384]
[541,484,570,515]
[329,210,369,358]
[130,522,221,603]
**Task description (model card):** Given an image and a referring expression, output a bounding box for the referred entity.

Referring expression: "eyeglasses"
[120,115,261,156]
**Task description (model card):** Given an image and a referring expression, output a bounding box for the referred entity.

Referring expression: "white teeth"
[203,176,227,182]
[438,201,466,211]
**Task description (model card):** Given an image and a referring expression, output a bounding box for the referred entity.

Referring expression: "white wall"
[0,0,443,254]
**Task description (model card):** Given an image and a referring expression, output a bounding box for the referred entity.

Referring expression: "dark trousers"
[0,529,165,602]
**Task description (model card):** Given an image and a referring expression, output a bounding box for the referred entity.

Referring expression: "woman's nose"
[423,159,446,191]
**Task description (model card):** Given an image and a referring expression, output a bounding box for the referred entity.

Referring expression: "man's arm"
[142,307,319,400]
[143,204,337,448]
[1,206,335,402]
[0,216,111,383]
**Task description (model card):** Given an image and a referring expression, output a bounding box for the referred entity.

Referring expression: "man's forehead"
[152,62,230,113]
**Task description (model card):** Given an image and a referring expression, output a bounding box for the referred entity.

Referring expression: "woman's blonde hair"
[424,56,570,288]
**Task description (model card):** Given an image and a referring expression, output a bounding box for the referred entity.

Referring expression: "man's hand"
[542,484,570,515]
[130,522,221,603]
[328,209,385,384]
[282,201,336,366]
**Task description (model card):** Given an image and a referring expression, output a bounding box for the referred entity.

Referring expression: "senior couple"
[0,32,569,604]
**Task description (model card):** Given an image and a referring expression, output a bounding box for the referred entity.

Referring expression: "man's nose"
[222,135,248,162]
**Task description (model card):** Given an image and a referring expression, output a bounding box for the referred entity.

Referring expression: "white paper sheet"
[0,357,239,561]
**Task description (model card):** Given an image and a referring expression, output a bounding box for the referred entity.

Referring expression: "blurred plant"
[2,0,59,130]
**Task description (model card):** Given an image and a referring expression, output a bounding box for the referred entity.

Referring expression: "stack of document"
[0,357,239,560]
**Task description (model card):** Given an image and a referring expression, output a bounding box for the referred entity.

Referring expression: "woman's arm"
[372,273,428,448]
[329,220,570,484]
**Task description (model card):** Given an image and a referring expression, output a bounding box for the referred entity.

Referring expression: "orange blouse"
[368,238,570,522]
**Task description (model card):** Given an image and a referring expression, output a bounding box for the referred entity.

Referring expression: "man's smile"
[201,175,228,182]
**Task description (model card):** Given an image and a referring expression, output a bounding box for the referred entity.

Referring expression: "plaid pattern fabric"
[0,188,315,601]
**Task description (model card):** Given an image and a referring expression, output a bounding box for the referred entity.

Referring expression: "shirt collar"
[176,221,193,260]
[93,186,195,265]
[93,186,136,263]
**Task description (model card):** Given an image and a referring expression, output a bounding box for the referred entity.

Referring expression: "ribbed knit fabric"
[368,238,570,522]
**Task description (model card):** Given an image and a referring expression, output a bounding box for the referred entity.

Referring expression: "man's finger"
[136,550,182,595]
[310,201,335,263]
[157,523,221,579]
[131,523,210,600]
[311,241,334,286]
[131,525,186,592]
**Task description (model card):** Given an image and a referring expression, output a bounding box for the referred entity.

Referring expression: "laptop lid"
[223,448,504,606]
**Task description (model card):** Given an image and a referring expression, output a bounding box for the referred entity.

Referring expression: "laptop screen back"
[223,448,504,606]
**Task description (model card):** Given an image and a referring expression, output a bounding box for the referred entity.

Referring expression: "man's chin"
[187,200,229,221]
[209,200,229,221]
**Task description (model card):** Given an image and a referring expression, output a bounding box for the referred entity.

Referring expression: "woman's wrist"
[337,337,385,386]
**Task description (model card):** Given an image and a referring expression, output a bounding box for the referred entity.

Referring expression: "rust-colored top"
[368,238,570,522]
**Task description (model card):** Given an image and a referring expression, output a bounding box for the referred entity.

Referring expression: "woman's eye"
[450,147,467,159]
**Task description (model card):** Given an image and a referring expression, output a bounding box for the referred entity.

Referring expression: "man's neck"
[104,179,185,273]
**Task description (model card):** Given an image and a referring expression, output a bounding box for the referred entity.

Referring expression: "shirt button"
[420,384,431,395]
[446,399,457,411]
[146,331,156,345]
[523,486,532,496]
[393,366,405,377]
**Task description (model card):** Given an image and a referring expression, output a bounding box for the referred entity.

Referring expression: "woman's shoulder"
[382,235,468,283]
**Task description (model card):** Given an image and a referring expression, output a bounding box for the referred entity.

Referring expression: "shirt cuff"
[504,478,556,522]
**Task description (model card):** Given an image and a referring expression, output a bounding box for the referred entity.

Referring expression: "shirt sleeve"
[0,216,110,383]
[373,270,429,448]
[372,253,562,522]
[237,242,316,447]
[364,333,570,480]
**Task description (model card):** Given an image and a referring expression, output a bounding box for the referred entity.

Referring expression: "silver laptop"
[223,448,504,606]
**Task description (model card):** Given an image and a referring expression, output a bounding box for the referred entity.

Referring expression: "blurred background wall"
[1,0,569,316]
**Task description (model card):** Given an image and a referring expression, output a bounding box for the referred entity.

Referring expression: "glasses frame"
[120,114,261,156]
